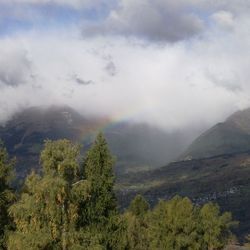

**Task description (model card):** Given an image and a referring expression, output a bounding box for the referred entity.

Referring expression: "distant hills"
[117,107,250,239]
[181,108,250,160]
[4,106,250,179]
[0,105,194,178]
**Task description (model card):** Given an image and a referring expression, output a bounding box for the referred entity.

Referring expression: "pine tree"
[80,132,117,248]
[81,133,116,224]
[0,141,15,249]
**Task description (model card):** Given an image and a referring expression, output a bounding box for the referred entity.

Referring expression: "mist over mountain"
[118,107,250,238]
[0,105,199,179]
[181,108,250,160]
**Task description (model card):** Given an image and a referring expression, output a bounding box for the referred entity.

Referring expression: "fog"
[0,0,249,135]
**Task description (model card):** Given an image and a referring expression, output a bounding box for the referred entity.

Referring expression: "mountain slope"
[181,108,250,159]
[0,106,193,178]
[116,108,250,239]
[117,151,250,239]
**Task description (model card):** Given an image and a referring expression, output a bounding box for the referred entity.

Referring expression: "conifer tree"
[81,133,117,224]
[0,142,15,249]
[80,132,117,248]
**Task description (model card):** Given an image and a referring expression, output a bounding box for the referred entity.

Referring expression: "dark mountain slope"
[182,108,250,160]
[0,105,193,178]
[116,108,250,239]
[117,151,250,239]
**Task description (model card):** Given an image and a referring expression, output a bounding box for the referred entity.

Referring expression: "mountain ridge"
[181,108,250,160]
[0,105,194,178]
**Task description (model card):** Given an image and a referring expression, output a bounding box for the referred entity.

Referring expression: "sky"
[0,0,250,132]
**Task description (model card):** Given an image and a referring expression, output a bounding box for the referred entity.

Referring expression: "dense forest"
[0,133,242,249]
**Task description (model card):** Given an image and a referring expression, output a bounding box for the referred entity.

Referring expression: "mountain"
[0,105,194,179]
[3,105,250,238]
[116,108,250,239]
[181,108,250,160]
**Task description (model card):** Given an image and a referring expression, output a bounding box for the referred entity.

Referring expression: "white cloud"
[0,1,250,132]
[0,0,103,9]
[212,11,234,30]
[205,0,250,15]
[0,46,32,87]
[0,15,249,131]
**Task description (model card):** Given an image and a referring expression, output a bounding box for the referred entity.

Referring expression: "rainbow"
[77,106,145,144]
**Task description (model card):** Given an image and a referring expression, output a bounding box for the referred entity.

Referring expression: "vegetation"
[117,151,250,239]
[0,141,15,249]
[0,133,237,249]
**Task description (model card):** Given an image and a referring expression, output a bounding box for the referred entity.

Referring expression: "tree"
[81,133,117,224]
[199,202,236,250]
[148,196,201,250]
[0,141,15,249]
[6,135,237,249]
[40,139,81,183]
[121,195,150,250]
[7,135,119,249]
[128,194,149,217]
[7,140,91,250]
[80,132,118,248]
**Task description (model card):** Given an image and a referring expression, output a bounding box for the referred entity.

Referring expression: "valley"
[2,106,250,241]
[117,151,250,238]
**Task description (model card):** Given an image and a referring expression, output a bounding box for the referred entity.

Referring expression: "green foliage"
[123,196,150,250]
[0,141,15,249]
[148,196,201,250]
[106,195,151,250]
[40,139,81,183]
[120,212,149,250]
[128,194,149,217]
[7,140,89,250]
[146,196,235,250]
[4,135,236,249]
[199,202,236,250]
[78,133,118,249]
[81,133,117,225]
[7,135,119,249]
